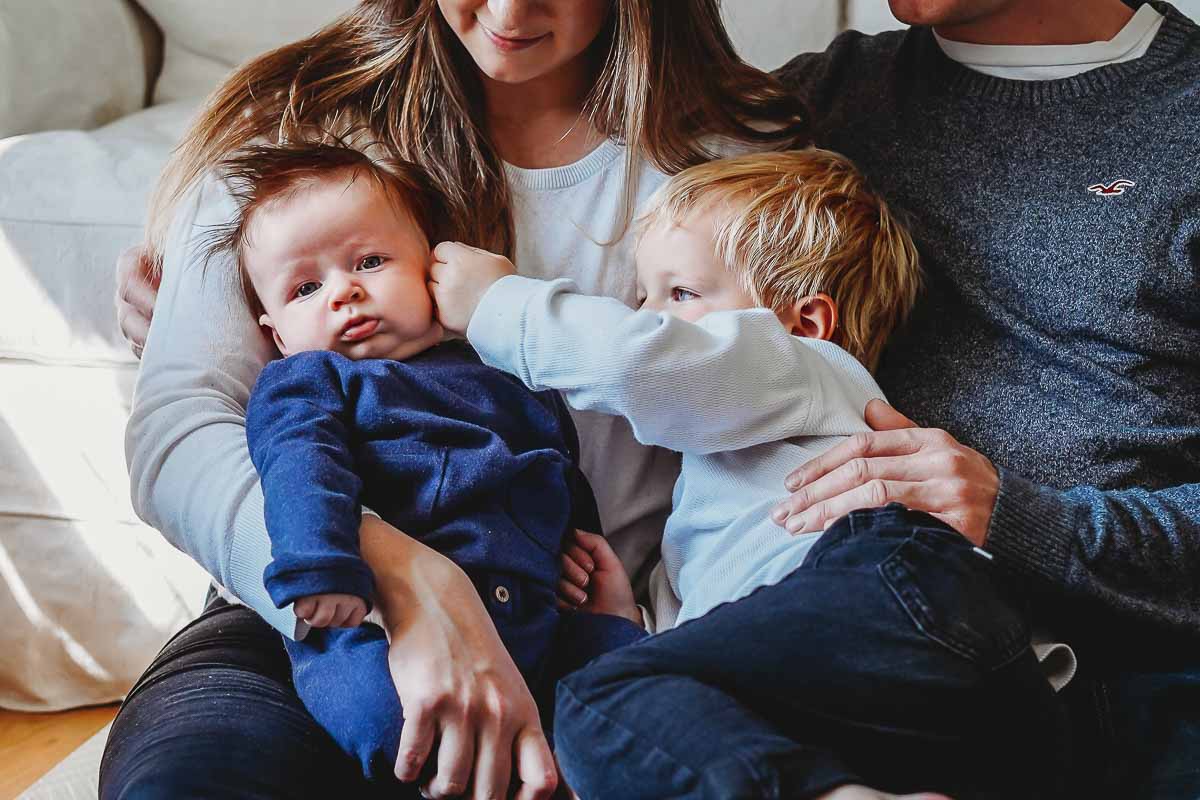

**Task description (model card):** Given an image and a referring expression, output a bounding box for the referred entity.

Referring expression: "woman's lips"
[341,318,379,342]
[480,23,548,52]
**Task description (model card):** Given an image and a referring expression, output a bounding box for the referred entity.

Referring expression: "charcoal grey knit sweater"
[777,1,1200,645]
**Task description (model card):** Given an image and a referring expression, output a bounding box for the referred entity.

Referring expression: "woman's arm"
[125,175,299,635]
[360,517,558,800]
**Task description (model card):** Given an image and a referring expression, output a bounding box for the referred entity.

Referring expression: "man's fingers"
[864,398,916,432]
[784,430,922,491]
[773,454,935,525]
[427,722,474,799]
[512,728,557,800]
[785,479,929,535]
[395,706,436,782]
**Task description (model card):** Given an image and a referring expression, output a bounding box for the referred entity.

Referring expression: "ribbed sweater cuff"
[985,469,1076,590]
[227,487,307,640]
[467,274,546,383]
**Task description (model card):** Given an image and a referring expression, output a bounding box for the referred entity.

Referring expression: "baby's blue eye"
[358,255,384,270]
[670,287,699,303]
[295,281,320,298]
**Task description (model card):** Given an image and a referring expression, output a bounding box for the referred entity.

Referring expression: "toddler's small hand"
[557,530,641,627]
[429,241,517,334]
[294,593,368,628]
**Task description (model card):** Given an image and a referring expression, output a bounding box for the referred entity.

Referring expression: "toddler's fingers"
[560,554,590,588]
[564,544,595,573]
[558,579,587,606]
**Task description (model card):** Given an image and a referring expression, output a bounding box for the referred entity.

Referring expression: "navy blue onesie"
[246,342,644,781]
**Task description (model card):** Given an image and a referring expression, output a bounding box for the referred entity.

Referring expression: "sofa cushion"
[0,360,208,712]
[0,102,196,366]
[0,0,150,138]
[135,0,358,104]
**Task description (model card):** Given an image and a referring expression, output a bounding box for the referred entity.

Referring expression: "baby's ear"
[776,293,838,341]
[259,313,289,355]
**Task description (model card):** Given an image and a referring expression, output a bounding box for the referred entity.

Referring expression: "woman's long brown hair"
[147,0,808,265]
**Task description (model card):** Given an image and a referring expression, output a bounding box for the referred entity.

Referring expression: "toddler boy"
[431,149,1068,799]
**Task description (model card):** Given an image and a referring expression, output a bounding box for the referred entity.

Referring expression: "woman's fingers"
[564,543,594,573]
[426,722,475,799]
[114,245,159,354]
[469,719,512,800]
[395,703,436,782]
[560,553,590,588]
[558,578,587,606]
[511,727,557,800]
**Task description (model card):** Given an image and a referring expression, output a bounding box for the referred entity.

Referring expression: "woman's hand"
[114,244,160,358]
[771,400,1000,546]
[359,516,557,800]
[428,241,517,334]
[558,530,642,627]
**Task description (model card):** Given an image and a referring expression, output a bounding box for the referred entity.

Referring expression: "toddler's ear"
[776,293,838,341]
[259,313,289,355]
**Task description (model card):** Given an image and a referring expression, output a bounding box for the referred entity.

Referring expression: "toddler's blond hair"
[639,148,920,371]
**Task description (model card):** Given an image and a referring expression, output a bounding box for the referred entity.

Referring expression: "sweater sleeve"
[246,354,375,609]
[986,472,1200,636]
[467,276,880,455]
[124,176,299,638]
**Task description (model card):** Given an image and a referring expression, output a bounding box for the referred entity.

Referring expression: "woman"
[105,1,824,798]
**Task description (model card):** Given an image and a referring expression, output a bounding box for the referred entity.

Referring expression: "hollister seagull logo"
[1087,179,1136,196]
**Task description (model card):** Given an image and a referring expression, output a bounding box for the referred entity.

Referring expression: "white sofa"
[0,0,847,716]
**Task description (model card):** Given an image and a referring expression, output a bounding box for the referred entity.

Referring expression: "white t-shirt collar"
[934,3,1165,80]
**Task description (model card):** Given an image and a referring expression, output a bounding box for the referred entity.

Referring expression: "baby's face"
[634,207,758,323]
[244,174,443,361]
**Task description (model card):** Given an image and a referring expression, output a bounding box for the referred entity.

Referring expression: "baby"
[431,150,1067,798]
[209,143,645,785]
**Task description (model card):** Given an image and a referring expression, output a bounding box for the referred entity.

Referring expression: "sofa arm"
[0,0,160,138]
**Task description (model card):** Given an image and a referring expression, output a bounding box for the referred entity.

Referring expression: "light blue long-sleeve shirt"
[467,275,885,626]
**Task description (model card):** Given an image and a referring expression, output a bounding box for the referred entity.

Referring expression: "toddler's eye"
[670,287,699,303]
[358,255,384,271]
[295,281,321,298]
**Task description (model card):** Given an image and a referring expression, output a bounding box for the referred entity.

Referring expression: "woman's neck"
[483,56,605,169]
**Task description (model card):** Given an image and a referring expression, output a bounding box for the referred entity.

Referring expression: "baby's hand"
[293,593,368,628]
[428,241,517,334]
[558,530,642,627]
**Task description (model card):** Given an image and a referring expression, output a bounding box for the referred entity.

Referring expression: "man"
[771,0,1200,796]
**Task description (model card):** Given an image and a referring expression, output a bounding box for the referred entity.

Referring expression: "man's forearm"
[986,469,1200,636]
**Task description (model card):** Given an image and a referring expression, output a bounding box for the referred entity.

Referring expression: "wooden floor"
[0,705,118,800]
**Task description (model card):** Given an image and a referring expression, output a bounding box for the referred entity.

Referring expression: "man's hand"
[558,530,642,627]
[429,241,518,334]
[293,593,368,628]
[771,399,1000,546]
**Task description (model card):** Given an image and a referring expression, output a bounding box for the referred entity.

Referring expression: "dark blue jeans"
[554,504,1069,800]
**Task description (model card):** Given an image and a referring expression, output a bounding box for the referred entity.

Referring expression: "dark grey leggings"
[99,593,415,799]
